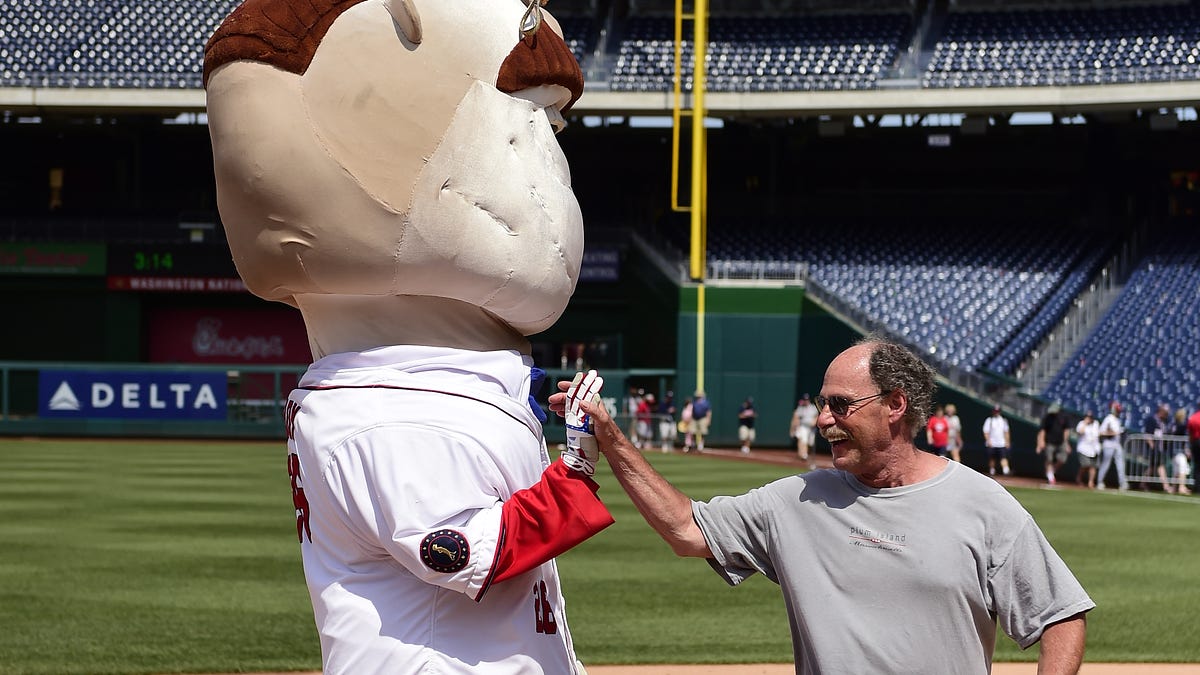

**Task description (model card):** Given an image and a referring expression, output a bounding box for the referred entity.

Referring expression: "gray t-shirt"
[692,461,1094,675]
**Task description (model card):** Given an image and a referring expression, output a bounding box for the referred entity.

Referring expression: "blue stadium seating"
[1043,227,1200,420]
[609,13,911,92]
[0,0,595,89]
[701,221,1118,374]
[5,2,1200,91]
[985,245,1111,376]
[555,14,598,65]
[925,3,1200,88]
[0,0,242,88]
[0,0,243,88]
[700,219,1196,422]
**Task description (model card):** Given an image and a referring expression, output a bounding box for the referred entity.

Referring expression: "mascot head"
[204,0,584,359]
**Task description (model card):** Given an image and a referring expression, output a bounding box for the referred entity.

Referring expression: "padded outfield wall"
[671,284,1042,473]
[672,285,857,449]
[0,241,1039,472]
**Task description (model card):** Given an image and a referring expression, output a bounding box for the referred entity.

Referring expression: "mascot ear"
[384,0,423,45]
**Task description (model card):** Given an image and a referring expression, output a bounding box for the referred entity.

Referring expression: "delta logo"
[39,370,227,421]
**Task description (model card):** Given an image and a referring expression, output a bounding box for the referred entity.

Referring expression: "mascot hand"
[562,370,604,476]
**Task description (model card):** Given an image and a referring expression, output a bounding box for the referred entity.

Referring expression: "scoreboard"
[105,243,245,292]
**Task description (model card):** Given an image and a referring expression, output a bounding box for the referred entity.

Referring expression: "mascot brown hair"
[204,1,612,672]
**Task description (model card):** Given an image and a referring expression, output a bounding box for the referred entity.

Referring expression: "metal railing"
[1119,433,1194,492]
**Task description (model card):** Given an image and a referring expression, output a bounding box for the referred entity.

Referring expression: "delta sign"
[39,370,227,421]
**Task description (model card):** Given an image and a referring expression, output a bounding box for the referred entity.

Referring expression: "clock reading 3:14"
[132,251,174,272]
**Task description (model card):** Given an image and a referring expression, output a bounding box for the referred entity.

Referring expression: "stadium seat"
[1042,225,1200,419]
[926,4,1200,88]
[609,13,910,93]
[0,1,595,90]
[696,219,1118,375]
[9,2,1200,92]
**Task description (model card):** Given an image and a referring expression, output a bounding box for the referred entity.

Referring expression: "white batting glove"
[562,370,604,476]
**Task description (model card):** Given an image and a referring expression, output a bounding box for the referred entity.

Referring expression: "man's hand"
[561,370,604,476]
[571,385,715,558]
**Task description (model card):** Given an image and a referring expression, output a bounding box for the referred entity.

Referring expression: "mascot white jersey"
[204,1,613,672]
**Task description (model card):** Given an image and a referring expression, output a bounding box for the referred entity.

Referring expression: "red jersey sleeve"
[477,459,614,599]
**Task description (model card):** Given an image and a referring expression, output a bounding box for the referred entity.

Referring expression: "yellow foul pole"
[691,0,708,392]
[671,0,708,393]
[689,0,707,284]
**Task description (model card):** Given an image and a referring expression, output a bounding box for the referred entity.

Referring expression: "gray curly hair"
[855,334,938,439]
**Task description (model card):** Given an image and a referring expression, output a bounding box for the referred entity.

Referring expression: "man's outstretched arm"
[550,380,711,558]
[1037,612,1087,675]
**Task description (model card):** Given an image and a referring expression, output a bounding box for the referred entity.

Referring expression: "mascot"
[203,1,613,672]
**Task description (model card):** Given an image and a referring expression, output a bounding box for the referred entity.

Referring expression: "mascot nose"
[496,23,583,113]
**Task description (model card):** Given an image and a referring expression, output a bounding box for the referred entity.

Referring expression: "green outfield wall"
[0,241,1041,477]
[673,285,806,449]
[670,285,1042,470]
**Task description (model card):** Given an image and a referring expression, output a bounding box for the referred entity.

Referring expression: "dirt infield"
[206,665,1199,674]
[585,662,1195,667]
[586,665,1200,674]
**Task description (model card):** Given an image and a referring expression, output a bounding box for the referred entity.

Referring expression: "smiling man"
[555,335,1095,675]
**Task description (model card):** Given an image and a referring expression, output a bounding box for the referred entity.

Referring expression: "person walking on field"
[1180,398,1200,487]
[626,387,644,449]
[551,336,1093,675]
[680,397,695,452]
[1037,403,1072,486]
[737,397,757,454]
[1074,411,1101,489]
[690,390,713,452]
[1168,407,1192,495]
[1188,401,1200,494]
[790,394,819,468]
[1139,404,1174,492]
[635,392,655,451]
[1096,403,1129,491]
[657,391,677,453]
[983,405,1012,476]
[945,403,963,463]
[926,404,950,457]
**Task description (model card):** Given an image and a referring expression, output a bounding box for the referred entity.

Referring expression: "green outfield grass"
[0,439,1197,674]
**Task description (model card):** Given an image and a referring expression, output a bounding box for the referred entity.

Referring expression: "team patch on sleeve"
[420,529,471,573]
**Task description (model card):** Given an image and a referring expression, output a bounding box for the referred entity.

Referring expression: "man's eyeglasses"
[814,392,889,417]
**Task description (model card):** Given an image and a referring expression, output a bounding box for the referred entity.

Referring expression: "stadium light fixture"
[179,219,214,243]
[1009,112,1054,126]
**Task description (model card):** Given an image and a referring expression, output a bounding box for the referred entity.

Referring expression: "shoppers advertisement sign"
[39,370,227,420]
[146,306,309,364]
